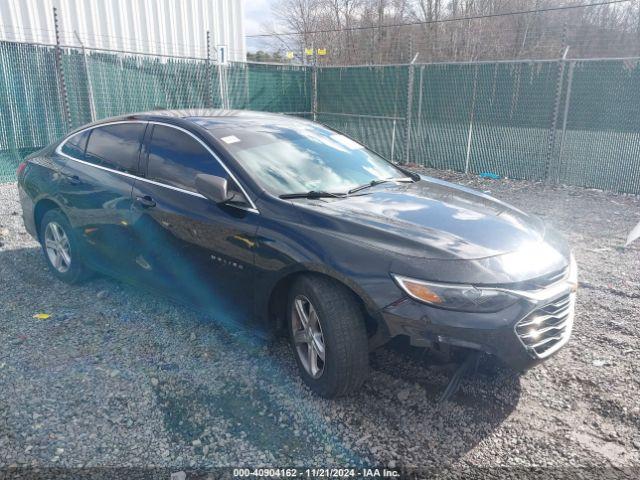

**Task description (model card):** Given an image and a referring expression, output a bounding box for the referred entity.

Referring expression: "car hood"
[297,177,543,258]
[289,176,571,284]
[288,177,570,283]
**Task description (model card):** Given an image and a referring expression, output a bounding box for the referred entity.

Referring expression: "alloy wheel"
[44,221,71,273]
[292,294,326,379]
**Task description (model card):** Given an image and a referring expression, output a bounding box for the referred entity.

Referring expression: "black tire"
[287,274,369,398]
[39,209,90,284]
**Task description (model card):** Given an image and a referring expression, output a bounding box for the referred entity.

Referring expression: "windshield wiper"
[347,177,415,195]
[279,190,347,199]
[279,177,415,199]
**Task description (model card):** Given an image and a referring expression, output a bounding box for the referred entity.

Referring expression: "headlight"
[391,274,520,313]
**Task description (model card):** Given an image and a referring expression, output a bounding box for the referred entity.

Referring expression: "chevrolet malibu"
[17,110,577,398]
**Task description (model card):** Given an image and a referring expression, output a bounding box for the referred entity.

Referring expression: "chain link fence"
[408,61,560,179]
[316,65,409,162]
[0,42,67,182]
[556,59,640,192]
[0,40,312,183]
[2,38,640,194]
[315,57,640,194]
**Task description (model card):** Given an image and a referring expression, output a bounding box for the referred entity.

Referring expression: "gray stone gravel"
[0,170,639,474]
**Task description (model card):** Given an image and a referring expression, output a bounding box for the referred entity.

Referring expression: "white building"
[0,0,246,61]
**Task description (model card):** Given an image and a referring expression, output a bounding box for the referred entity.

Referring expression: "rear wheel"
[39,209,89,284]
[288,275,369,398]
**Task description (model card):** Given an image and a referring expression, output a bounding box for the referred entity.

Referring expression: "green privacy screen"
[557,59,640,193]
[225,62,312,113]
[0,41,311,183]
[0,42,67,182]
[316,59,640,194]
[316,65,408,162]
[317,62,559,180]
[408,61,559,180]
[2,39,640,194]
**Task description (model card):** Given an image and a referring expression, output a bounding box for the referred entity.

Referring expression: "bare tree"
[260,0,640,65]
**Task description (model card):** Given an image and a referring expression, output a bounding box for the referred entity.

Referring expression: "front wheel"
[288,275,369,398]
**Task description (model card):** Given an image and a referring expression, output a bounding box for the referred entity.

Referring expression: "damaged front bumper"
[381,280,576,371]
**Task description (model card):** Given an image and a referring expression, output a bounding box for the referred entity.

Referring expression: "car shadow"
[374,338,522,408]
[0,246,521,468]
[332,342,522,466]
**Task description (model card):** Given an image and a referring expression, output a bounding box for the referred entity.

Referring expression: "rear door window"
[61,129,91,159]
[146,124,227,192]
[85,123,146,174]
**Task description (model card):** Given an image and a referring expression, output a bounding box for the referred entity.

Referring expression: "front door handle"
[135,195,156,209]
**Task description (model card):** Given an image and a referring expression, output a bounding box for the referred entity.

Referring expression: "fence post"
[390,119,396,161]
[217,49,227,109]
[245,61,250,110]
[557,60,575,184]
[404,53,419,164]
[74,31,96,122]
[53,7,72,130]
[312,50,318,121]
[206,30,214,108]
[465,64,479,174]
[545,56,566,183]
[545,25,569,183]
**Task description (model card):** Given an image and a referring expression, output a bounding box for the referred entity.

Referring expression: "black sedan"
[17,110,577,398]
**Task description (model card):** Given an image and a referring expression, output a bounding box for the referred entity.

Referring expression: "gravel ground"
[1,171,639,477]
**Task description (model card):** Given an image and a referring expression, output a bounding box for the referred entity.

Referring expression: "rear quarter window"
[60,129,91,159]
[84,123,146,174]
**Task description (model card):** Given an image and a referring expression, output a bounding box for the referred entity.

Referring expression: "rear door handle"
[63,173,81,185]
[135,195,156,208]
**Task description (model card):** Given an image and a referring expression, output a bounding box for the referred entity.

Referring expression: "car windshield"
[204,120,405,196]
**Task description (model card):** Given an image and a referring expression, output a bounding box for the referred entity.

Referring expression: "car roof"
[60,109,319,144]
[89,109,305,129]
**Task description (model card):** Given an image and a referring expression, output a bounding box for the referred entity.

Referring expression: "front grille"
[515,293,575,358]
[516,267,569,291]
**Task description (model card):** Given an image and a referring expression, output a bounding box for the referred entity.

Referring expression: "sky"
[244,0,276,52]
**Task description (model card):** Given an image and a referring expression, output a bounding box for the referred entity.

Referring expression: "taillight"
[16,161,27,177]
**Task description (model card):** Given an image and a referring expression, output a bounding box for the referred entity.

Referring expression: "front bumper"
[381,285,575,371]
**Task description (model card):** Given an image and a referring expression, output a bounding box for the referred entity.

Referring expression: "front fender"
[252,200,403,326]
[254,260,389,326]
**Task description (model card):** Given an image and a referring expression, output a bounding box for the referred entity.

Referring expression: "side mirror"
[195,174,235,204]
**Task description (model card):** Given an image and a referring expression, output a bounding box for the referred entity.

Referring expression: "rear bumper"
[18,183,38,239]
[381,288,575,371]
